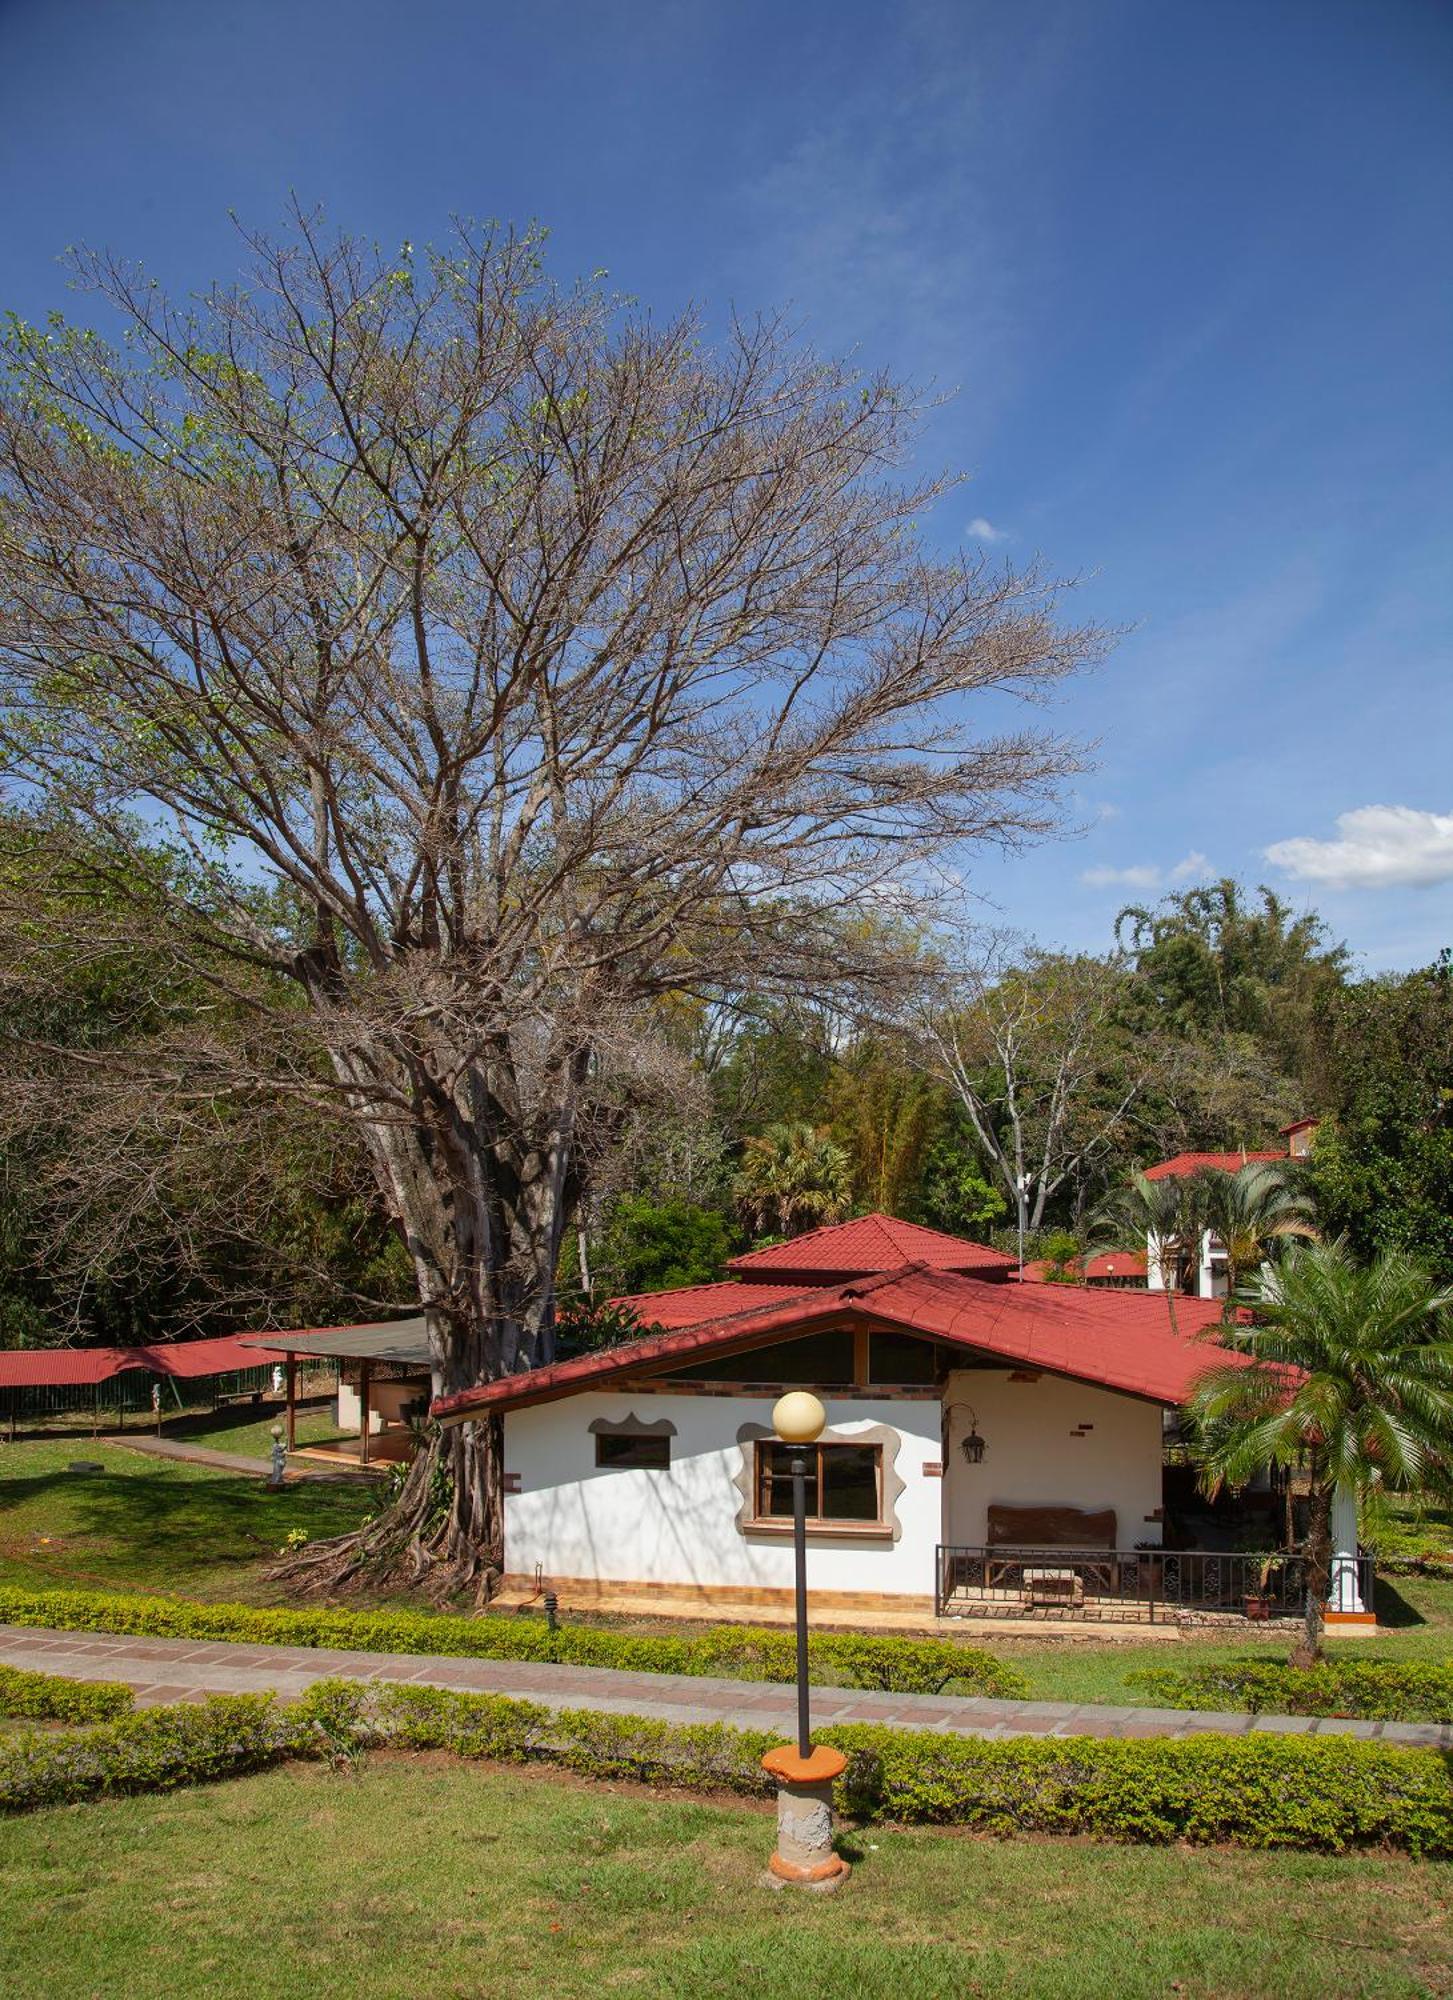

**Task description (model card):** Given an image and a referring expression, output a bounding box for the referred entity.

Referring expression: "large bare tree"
[917,943,1155,1248]
[0,212,1098,1590]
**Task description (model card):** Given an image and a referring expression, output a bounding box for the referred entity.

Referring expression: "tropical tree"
[1186,1240,1453,1663]
[1197,1162,1317,1295]
[734,1122,854,1240]
[1090,1169,1209,1331]
[0,211,1096,1591]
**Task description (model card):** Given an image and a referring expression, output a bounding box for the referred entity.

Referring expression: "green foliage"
[914,1136,1007,1235]
[1039,1230,1083,1282]
[0,1586,1027,1698]
[0,1694,311,1812]
[733,1121,854,1239]
[832,1726,1452,1855]
[1128,1658,1453,1723]
[0,1664,134,1724]
[1308,954,1453,1283]
[592,1195,735,1296]
[3,1678,1447,1858]
[1117,879,1347,1072]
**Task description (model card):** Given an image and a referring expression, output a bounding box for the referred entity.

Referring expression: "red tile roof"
[727,1212,1014,1281]
[1142,1151,1283,1181]
[612,1279,819,1329]
[436,1262,1243,1421]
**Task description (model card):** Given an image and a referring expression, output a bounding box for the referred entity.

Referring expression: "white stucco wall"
[503,1392,944,1599]
[1147,1228,1226,1299]
[942,1369,1164,1548]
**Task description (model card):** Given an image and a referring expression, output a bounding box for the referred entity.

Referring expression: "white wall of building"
[503,1391,944,1599]
[1146,1228,1224,1299]
[941,1369,1164,1548]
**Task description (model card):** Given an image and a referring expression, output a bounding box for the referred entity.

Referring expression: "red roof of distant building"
[727,1212,1014,1282]
[1084,1250,1148,1280]
[1280,1118,1320,1136]
[437,1262,1243,1422]
[0,1332,270,1391]
[1142,1151,1283,1181]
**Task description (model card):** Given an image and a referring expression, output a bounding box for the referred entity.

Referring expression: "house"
[1144,1120,1319,1299]
[432,1211,1368,1627]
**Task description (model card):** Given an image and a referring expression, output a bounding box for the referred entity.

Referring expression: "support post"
[285,1353,297,1451]
[792,1450,810,1758]
[358,1359,371,1467]
[1327,1480,1367,1617]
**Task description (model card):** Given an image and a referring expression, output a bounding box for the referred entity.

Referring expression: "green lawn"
[0,1438,375,1600]
[159,1398,350,1458]
[0,1434,1448,1704]
[0,1759,1446,1999]
[992,1575,1453,1706]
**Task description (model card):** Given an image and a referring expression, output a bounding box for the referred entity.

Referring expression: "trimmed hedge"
[1130,1659,1453,1724]
[0,1585,1025,1698]
[0,1663,134,1725]
[2,1677,1449,1856]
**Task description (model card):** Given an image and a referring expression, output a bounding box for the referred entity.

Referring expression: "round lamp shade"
[772,1390,827,1445]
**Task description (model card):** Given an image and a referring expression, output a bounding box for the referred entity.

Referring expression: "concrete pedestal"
[761,1743,850,1893]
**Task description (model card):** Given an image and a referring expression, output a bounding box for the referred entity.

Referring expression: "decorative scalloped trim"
[731,1420,906,1542]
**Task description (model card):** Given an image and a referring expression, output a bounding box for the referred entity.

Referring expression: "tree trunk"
[1291,1478,1332,1668]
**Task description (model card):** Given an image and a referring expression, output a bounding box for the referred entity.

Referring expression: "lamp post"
[760,1390,849,1894]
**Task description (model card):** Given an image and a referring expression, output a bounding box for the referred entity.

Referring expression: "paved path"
[114,1436,378,1483]
[3,1625,1448,1748]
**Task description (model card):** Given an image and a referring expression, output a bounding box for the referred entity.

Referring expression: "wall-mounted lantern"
[959,1408,986,1465]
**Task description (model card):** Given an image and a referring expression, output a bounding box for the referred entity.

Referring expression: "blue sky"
[2,0,1449,970]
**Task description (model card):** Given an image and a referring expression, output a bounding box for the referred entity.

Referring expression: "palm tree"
[1186,1239,1453,1663]
[1196,1162,1316,1295]
[733,1122,854,1240]
[1091,1170,1210,1332]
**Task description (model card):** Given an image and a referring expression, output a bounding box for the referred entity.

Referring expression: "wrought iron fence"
[934,1544,1374,1622]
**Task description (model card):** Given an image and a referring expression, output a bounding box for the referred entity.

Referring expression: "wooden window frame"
[752,1439,885,1529]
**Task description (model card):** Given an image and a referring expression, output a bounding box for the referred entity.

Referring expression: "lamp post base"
[760,1744,850,1894]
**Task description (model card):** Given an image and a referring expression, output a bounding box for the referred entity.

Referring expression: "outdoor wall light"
[958,1409,986,1464]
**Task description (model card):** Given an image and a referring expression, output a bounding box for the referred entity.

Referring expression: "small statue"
[268,1422,288,1489]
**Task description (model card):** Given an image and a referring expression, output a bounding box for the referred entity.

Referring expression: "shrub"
[0,1585,1025,1698]
[1130,1659,1453,1724]
[0,1664,134,1725]
[3,1679,1447,1857]
[0,1695,312,1812]
[830,1725,1453,1857]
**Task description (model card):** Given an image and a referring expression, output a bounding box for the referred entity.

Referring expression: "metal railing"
[935,1544,1374,1623]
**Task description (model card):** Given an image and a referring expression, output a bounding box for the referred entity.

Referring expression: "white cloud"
[1080,850,1215,894]
[966,516,1009,544]
[1265,805,1453,891]
[1170,850,1213,883]
[1080,862,1162,890]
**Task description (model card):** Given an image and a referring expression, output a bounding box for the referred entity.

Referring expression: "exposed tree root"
[269,1424,502,1607]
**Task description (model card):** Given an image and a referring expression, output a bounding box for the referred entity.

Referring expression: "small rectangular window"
[594,1432,671,1470]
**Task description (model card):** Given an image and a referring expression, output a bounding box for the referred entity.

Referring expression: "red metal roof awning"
[0,1331,278,1391]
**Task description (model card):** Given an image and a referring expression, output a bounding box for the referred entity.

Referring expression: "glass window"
[594,1432,670,1470]
[754,1441,882,1525]
[868,1331,936,1384]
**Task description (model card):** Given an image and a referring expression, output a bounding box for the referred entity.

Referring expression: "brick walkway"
[2,1624,1447,1748]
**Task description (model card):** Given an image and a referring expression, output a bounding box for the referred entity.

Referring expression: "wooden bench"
[984,1505,1119,1598]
